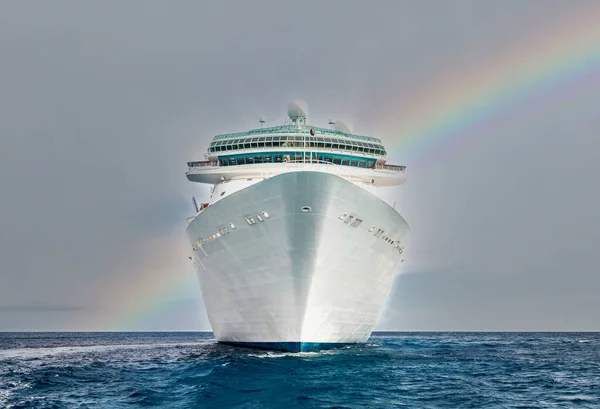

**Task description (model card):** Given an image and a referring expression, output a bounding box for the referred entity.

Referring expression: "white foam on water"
[250,346,355,359]
[250,350,324,359]
[0,379,31,409]
[558,394,596,402]
[0,341,213,359]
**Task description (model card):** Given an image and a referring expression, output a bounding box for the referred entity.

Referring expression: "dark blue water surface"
[1,332,599,408]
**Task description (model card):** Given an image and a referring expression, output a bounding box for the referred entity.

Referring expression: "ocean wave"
[0,332,598,408]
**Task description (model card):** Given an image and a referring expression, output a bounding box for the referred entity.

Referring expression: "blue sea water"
[0,332,598,408]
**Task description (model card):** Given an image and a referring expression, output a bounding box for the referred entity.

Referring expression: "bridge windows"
[216,152,379,169]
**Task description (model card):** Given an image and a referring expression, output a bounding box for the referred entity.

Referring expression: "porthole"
[301,206,312,213]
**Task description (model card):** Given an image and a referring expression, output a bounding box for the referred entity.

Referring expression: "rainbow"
[82,234,204,331]
[380,6,600,165]
[91,5,600,330]
[112,264,199,331]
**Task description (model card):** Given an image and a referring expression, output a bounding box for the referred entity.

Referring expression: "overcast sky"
[1,1,599,331]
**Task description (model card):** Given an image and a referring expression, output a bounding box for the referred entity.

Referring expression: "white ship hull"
[187,171,409,352]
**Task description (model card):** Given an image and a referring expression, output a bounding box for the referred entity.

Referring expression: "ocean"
[0,332,598,408]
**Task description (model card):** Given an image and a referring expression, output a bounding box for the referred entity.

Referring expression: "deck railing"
[187,159,406,172]
[376,164,407,171]
[187,161,218,168]
[212,125,382,143]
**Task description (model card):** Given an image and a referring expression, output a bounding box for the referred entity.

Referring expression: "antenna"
[259,116,265,128]
[192,197,199,213]
[328,119,335,130]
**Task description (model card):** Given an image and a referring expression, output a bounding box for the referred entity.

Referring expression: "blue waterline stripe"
[220,341,351,353]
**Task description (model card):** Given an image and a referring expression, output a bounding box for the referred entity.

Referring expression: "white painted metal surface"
[186,171,409,344]
[187,161,407,208]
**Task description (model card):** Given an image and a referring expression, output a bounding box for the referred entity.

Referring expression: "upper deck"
[186,103,406,187]
[213,124,382,143]
[207,126,387,158]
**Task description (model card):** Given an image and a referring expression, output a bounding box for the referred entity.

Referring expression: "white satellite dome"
[334,120,352,133]
[287,101,308,123]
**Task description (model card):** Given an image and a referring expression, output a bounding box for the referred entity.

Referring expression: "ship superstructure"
[186,103,409,352]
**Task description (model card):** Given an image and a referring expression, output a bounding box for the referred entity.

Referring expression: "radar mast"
[287,101,307,128]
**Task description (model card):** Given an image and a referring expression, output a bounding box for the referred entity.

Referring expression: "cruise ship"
[186,103,409,352]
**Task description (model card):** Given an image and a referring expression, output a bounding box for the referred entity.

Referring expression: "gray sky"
[1,1,599,331]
